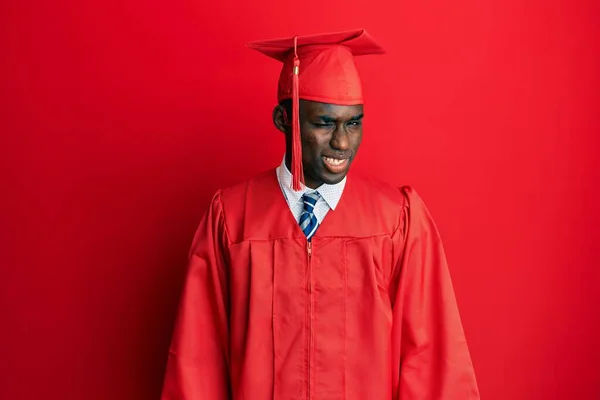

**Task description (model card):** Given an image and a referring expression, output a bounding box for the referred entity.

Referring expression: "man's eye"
[348,121,362,126]
[314,122,333,127]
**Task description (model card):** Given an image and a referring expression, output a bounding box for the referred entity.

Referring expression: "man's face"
[279,100,364,189]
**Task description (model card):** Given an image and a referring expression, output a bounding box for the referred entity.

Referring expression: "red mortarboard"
[247,29,385,191]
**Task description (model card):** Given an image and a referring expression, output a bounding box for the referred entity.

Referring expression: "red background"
[1,0,599,399]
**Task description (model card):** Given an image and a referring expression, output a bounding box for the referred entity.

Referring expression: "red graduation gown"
[161,170,480,400]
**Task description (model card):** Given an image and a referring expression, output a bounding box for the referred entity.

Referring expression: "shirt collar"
[276,155,346,210]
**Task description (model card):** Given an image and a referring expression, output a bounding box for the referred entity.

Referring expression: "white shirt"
[276,156,346,224]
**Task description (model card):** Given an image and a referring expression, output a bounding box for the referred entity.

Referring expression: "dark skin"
[272,99,364,189]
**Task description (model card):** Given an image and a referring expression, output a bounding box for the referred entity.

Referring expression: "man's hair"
[280,99,292,122]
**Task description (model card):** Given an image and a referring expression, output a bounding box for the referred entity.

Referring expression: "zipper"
[306,240,314,399]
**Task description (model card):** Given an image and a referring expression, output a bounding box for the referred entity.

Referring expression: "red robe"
[161,170,480,399]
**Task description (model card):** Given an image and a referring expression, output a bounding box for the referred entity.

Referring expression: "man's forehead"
[302,101,364,117]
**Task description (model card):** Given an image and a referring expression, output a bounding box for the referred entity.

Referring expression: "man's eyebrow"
[317,115,336,123]
[316,114,364,122]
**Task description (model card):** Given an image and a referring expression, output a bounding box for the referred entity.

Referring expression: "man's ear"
[272,104,289,134]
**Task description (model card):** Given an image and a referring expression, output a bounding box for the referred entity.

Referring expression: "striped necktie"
[300,191,320,241]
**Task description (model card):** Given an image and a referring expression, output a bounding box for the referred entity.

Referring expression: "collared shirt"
[276,156,346,224]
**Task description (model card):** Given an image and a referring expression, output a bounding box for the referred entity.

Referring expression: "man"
[161,29,480,399]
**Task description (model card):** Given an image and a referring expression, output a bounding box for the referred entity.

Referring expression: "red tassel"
[291,37,304,191]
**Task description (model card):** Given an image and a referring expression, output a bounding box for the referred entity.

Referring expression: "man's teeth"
[324,157,345,166]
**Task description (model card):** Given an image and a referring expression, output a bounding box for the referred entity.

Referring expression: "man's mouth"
[322,156,349,174]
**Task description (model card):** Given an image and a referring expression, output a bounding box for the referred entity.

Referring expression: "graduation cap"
[248,29,385,191]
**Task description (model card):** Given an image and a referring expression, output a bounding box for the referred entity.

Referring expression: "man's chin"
[320,170,349,185]
[303,166,350,188]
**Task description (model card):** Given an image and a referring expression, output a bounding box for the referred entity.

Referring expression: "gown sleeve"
[161,191,231,400]
[390,187,480,399]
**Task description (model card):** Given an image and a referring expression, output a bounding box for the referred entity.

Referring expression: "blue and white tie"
[300,191,320,241]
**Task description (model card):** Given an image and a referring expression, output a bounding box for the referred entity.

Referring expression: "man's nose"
[331,126,350,150]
